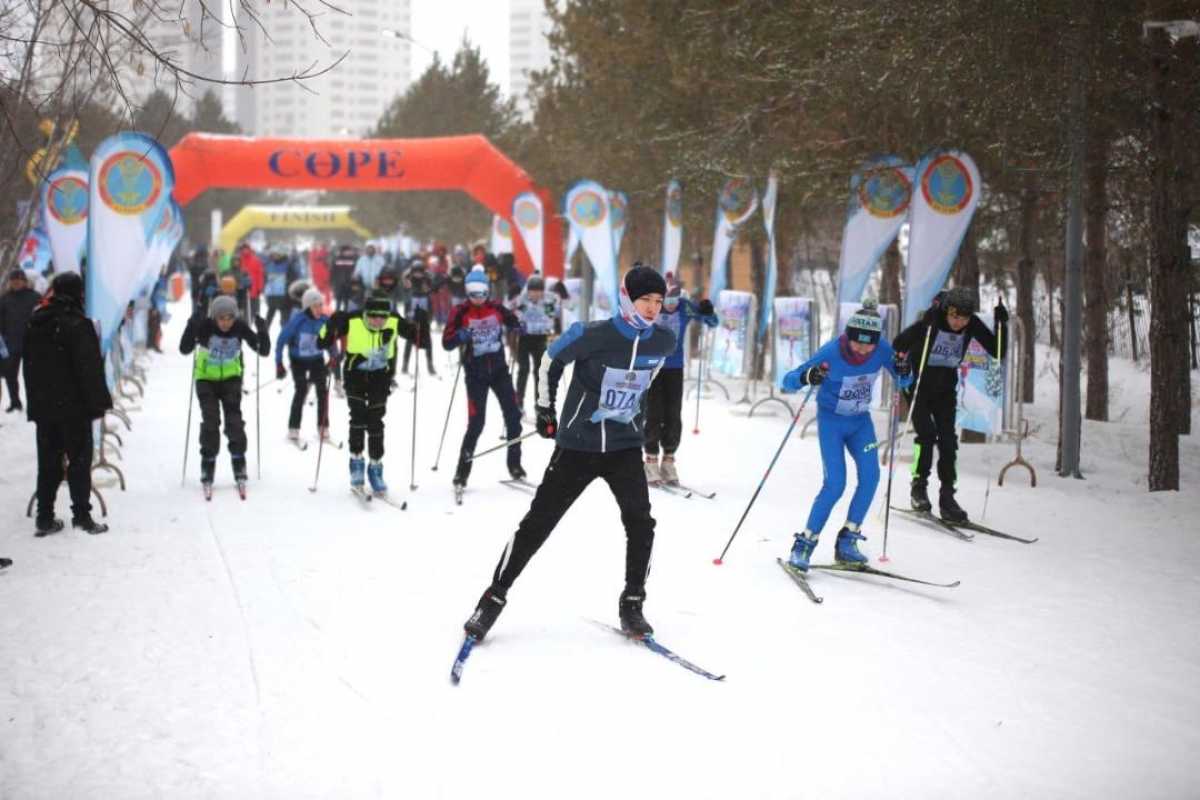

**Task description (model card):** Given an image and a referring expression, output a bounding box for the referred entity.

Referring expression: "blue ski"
[588,619,725,681]
[450,634,478,685]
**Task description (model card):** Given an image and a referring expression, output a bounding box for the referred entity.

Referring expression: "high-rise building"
[509,0,555,119]
[235,0,411,138]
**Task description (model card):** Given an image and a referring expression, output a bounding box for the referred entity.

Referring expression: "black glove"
[698,298,715,317]
[994,303,1009,325]
[893,353,912,378]
[535,405,558,439]
[804,363,829,386]
[276,364,287,380]
[254,315,268,331]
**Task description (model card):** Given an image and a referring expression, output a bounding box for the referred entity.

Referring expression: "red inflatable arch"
[169,133,562,278]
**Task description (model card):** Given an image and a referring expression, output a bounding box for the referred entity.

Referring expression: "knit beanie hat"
[942,286,978,316]
[51,271,83,302]
[845,302,883,345]
[623,265,667,302]
[465,268,489,295]
[364,291,392,316]
[209,294,239,320]
[525,273,545,292]
[301,288,324,313]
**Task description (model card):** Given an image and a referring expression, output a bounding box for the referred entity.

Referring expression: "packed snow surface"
[2,305,1198,799]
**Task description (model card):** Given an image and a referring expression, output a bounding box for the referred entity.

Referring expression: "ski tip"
[948,580,962,588]
[401,501,408,510]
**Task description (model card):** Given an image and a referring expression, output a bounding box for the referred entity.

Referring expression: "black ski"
[809,562,960,589]
[890,506,974,541]
[588,619,725,681]
[500,478,538,495]
[776,558,824,604]
[450,634,478,684]
[951,520,1038,544]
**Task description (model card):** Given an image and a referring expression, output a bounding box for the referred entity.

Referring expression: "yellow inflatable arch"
[218,205,372,253]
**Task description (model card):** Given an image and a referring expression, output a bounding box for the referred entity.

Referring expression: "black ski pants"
[491,446,655,593]
[2,355,21,406]
[910,386,958,491]
[402,309,435,373]
[289,358,329,431]
[264,296,291,332]
[35,418,94,521]
[456,367,522,481]
[643,367,684,457]
[348,390,388,460]
[196,378,247,460]
[516,335,548,407]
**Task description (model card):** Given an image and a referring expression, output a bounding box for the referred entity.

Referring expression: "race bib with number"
[468,316,503,355]
[835,372,876,416]
[927,330,966,368]
[591,367,653,424]
[297,332,320,358]
[520,301,554,335]
[266,272,287,296]
[205,335,241,366]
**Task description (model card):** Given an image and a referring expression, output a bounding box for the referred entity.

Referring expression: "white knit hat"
[301,288,324,312]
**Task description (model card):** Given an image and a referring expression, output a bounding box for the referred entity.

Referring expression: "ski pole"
[432,356,462,471]
[713,381,819,565]
[879,389,903,563]
[242,376,279,395]
[693,323,707,434]
[255,328,262,480]
[466,430,538,462]
[900,322,934,437]
[180,357,196,487]
[308,372,331,493]
[409,325,420,491]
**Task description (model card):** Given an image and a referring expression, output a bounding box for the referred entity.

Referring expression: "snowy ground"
[2,303,1199,799]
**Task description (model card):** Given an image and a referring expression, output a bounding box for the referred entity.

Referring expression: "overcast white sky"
[411,0,511,95]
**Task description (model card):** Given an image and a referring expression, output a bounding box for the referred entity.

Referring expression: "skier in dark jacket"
[402,258,437,375]
[460,266,676,642]
[442,268,525,490]
[22,272,113,534]
[892,286,1008,522]
[0,268,41,412]
[180,295,271,491]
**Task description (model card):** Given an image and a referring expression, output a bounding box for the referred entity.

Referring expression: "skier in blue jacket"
[643,276,718,485]
[781,303,912,571]
[276,288,333,444]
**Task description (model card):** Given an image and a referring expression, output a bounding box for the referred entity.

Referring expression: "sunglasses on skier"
[467,290,488,300]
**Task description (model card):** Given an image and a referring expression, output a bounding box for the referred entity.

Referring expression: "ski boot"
[72,515,109,535]
[939,490,968,524]
[200,456,216,500]
[834,525,869,566]
[349,455,366,488]
[464,585,507,641]
[659,455,679,485]
[453,459,470,503]
[508,464,527,481]
[231,454,248,499]
[287,428,300,442]
[788,531,819,572]
[367,460,387,495]
[910,481,932,513]
[619,590,654,638]
[644,455,661,485]
[319,426,332,442]
[34,516,65,537]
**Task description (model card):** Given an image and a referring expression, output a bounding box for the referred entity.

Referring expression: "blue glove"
[456,328,471,345]
[781,368,804,394]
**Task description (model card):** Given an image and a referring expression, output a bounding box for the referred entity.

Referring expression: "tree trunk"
[954,220,980,302]
[1017,172,1038,403]
[1147,28,1186,491]
[880,238,901,307]
[750,238,767,380]
[1046,257,1060,350]
[1084,129,1110,422]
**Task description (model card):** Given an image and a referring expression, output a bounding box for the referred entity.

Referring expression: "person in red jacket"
[238,243,264,316]
[309,244,332,305]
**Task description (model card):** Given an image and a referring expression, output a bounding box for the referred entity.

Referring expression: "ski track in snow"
[1,305,1198,799]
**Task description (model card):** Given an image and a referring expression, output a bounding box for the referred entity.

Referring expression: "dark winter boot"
[35,516,65,537]
[231,454,248,483]
[834,526,869,565]
[200,457,216,486]
[453,458,471,489]
[910,481,932,513]
[508,464,527,481]
[788,531,819,572]
[72,515,109,535]
[939,490,968,524]
[619,590,654,638]
[349,455,366,488]
[464,585,507,641]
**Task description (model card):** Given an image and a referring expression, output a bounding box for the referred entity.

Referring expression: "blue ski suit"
[783,335,911,534]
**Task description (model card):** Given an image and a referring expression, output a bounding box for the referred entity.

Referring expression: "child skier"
[781,304,912,571]
[511,273,561,414]
[442,268,526,494]
[179,295,271,495]
[319,291,417,496]
[276,288,333,445]
[460,266,676,641]
[643,278,718,484]
[892,287,1008,522]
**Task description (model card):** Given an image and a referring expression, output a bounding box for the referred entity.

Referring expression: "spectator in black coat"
[0,268,41,411]
[22,272,113,534]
